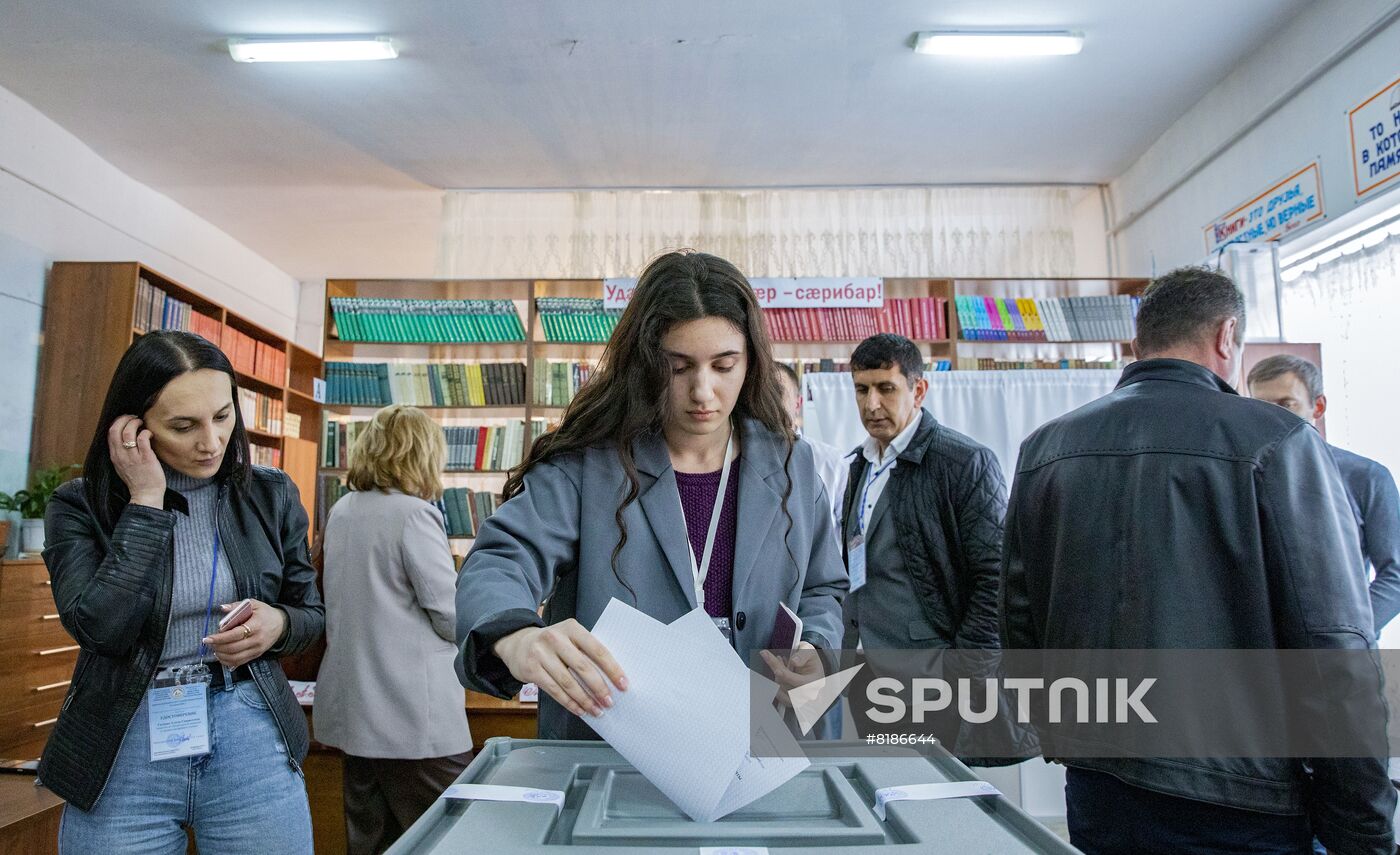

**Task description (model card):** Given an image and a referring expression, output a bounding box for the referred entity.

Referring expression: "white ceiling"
[0,1,1310,280]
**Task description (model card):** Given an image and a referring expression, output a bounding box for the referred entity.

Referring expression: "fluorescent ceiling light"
[914,31,1083,57]
[227,37,397,63]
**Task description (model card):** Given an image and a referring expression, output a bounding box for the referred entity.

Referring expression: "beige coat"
[314,490,471,758]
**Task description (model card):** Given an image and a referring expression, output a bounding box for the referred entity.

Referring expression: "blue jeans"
[59,679,314,854]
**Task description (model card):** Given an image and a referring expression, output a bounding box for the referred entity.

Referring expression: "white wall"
[1110,0,1400,274]
[0,81,301,523]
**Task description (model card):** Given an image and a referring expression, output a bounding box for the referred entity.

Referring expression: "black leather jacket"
[1002,359,1394,854]
[39,467,324,811]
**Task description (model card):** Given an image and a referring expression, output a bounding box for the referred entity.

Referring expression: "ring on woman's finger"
[241,624,252,640]
[122,440,137,449]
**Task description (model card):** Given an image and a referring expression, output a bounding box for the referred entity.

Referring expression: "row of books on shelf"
[135,277,222,340]
[325,361,529,407]
[317,475,349,526]
[536,298,622,343]
[445,421,546,472]
[779,358,952,380]
[954,296,1139,342]
[250,445,282,468]
[330,298,526,343]
[437,488,503,538]
[321,417,547,472]
[534,361,594,407]
[764,298,948,342]
[956,358,1128,371]
[316,475,503,541]
[223,326,286,386]
[238,388,284,436]
[322,417,369,469]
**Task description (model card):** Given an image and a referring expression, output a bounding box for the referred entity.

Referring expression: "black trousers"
[1066,767,1313,855]
[342,751,474,855]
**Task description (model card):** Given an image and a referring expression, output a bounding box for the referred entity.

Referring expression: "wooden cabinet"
[0,559,71,762]
[32,262,325,540]
[0,775,62,855]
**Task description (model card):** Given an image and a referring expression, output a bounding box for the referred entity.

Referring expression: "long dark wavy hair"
[504,250,796,592]
[83,331,252,533]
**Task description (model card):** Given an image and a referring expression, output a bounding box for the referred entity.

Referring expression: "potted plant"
[0,464,80,555]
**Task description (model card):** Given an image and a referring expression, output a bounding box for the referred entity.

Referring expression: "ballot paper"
[585,599,810,822]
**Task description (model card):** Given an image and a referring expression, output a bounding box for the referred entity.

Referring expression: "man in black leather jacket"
[1001,267,1395,854]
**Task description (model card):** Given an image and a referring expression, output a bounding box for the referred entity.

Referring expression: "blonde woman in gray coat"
[315,405,472,855]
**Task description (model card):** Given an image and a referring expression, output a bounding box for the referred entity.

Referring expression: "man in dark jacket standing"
[841,333,1006,749]
[1247,353,1400,634]
[1001,267,1394,854]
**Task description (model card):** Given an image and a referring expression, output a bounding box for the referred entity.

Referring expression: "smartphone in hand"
[217,598,254,631]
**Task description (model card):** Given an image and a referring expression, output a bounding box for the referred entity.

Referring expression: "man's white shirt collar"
[861,410,922,467]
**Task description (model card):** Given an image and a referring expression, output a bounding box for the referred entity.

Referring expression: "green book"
[479,301,498,342]
[435,301,453,342]
[366,299,387,342]
[442,487,462,535]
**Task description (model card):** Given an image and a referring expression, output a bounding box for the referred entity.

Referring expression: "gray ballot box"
[385,738,1078,854]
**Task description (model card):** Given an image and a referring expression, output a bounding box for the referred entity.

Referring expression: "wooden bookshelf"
[947,278,1151,369]
[31,262,324,538]
[316,276,1149,530]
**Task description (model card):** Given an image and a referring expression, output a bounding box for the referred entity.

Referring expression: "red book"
[475,427,489,470]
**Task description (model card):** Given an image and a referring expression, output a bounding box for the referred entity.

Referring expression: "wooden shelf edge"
[235,370,285,393]
[322,403,531,412]
[318,468,513,475]
[327,338,527,347]
[956,339,1132,345]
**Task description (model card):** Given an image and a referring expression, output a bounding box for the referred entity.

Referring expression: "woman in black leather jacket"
[40,330,324,854]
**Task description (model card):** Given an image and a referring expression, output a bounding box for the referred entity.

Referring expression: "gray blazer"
[316,490,472,758]
[456,418,848,740]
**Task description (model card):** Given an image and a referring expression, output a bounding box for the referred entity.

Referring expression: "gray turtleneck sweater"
[160,469,237,666]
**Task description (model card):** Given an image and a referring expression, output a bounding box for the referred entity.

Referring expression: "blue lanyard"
[196,525,221,660]
[856,456,897,533]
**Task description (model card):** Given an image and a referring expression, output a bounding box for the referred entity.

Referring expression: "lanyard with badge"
[847,455,896,593]
[147,522,222,762]
[679,424,736,643]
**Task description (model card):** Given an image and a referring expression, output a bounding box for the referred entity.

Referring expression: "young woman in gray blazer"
[457,250,849,740]
[315,405,472,854]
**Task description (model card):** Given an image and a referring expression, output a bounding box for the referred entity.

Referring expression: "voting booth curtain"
[801,369,1121,478]
[802,368,1121,819]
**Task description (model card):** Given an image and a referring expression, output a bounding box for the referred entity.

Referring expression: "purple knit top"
[674,459,740,619]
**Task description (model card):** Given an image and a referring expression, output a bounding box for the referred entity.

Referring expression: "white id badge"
[148,678,211,761]
[847,534,867,592]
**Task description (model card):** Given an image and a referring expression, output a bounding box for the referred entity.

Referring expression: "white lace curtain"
[1281,229,1400,646]
[1281,229,1400,475]
[436,187,1077,278]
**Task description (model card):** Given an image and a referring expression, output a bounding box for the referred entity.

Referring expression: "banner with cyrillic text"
[603,277,884,310]
[1202,162,1324,254]
[1348,74,1400,198]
